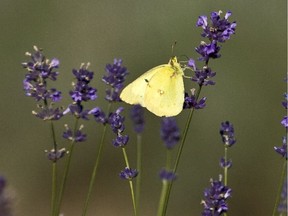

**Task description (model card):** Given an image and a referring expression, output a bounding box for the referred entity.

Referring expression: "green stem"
[223,147,228,216]
[49,120,58,216]
[157,181,169,216]
[50,120,57,152]
[82,103,112,216]
[55,142,76,215]
[173,106,196,172]
[122,147,130,167]
[82,123,108,216]
[161,85,203,216]
[122,148,137,216]
[157,149,172,216]
[51,162,57,216]
[166,149,172,169]
[135,134,142,215]
[224,146,228,186]
[129,179,137,216]
[55,118,79,216]
[272,159,287,216]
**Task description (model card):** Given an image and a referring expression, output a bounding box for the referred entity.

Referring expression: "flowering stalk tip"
[119,167,138,180]
[201,175,232,216]
[22,46,63,121]
[103,58,128,102]
[130,104,145,133]
[220,121,236,147]
[161,117,180,150]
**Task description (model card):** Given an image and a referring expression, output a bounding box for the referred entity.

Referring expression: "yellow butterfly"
[120,56,184,117]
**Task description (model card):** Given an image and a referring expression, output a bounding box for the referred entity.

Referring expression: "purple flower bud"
[50,88,62,102]
[219,157,232,169]
[119,167,138,180]
[89,107,107,124]
[183,91,207,110]
[187,58,196,70]
[274,136,287,158]
[196,15,208,28]
[281,116,288,128]
[50,58,60,68]
[63,125,87,143]
[282,93,288,109]
[224,11,232,19]
[159,168,177,181]
[112,134,129,147]
[46,148,66,162]
[72,66,94,83]
[191,66,216,86]
[196,41,221,62]
[32,106,63,121]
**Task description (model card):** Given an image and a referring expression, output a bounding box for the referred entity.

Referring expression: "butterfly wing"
[144,64,184,117]
[120,65,167,106]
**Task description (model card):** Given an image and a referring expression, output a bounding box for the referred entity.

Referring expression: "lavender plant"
[130,104,145,213]
[56,63,96,216]
[82,59,128,215]
[22,46,65,216]
[157,118,179,215]
[272,78,287,216]
[201,121,236,216]
[21,10,241,216]
[157,11,236,216]
[219,121,236,186]
[109,107,138,215]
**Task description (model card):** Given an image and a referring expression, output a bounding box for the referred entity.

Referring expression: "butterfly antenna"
[171,41,177,57]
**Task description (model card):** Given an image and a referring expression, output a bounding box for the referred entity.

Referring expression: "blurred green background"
[0,0,286,215]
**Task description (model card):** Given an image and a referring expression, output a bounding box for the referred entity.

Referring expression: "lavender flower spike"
[196,11,237,43]
[70,63,97,103]
[103,58,128,102]
[109,107,125,134]
[219,121,236,147]
[195,11,236,63]
[201,175,232,216]
[22,46,64,121]
[130,104,145,133]
[160,117,180,149]
[22,46,61,102]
